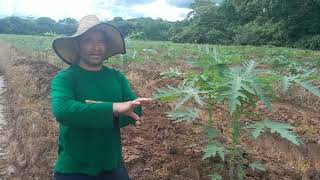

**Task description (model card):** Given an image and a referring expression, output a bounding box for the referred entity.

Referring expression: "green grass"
[0,34,55,55]
[0,34,319,68]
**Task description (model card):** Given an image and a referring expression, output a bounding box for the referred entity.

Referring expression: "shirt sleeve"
[51,70,115,129]
[117,71,142,128]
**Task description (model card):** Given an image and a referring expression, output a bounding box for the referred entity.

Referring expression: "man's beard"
[83,55,105,66]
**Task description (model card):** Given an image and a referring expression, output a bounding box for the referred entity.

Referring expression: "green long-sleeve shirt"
[51,63,141,175]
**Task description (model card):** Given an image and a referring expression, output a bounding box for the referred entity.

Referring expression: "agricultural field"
[0,34,319,180]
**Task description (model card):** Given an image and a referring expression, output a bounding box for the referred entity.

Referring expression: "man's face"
[78,30,107,66]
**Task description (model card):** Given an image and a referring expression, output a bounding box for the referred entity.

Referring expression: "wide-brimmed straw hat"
[52,15,126,64]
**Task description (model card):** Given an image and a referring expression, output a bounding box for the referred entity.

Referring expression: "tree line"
[0,16,174,41]
[0,16,78,36]
[1,0,319,50]
[169,0,320,50]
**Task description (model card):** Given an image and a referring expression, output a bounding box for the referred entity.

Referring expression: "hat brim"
[52,23,126,65]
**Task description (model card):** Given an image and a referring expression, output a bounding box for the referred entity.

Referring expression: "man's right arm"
[51,70,115,129]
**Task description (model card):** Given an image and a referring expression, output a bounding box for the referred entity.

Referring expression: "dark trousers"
[54,165,131,180]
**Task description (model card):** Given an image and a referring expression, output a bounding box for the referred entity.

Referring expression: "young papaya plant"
[153,48,320,179]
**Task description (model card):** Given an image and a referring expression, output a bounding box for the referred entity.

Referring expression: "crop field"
[0,34,319,180]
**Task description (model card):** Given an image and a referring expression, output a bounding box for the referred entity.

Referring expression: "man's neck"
[78,61,102,72]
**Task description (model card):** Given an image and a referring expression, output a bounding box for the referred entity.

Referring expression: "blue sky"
[0,0,196,21]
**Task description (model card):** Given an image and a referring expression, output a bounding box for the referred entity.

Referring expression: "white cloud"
[0,0,191,21]
[132,0,191,21]
[0,0,106,20]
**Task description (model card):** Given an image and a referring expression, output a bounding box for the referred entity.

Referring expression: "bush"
[233,20,285,46]
[292,35,320,50]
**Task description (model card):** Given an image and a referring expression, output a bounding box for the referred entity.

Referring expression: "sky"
[0,0,196,22]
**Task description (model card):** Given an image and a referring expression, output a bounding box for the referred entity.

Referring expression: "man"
[51,15,152,180]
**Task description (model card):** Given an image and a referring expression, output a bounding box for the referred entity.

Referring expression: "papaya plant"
[153,47,320,179]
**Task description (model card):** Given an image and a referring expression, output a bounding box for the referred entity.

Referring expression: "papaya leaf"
[203,143,227,161]
[249,161,265,172]
[202,126,219,139]
[160,67,184,79]
[245,119,302,145]
[294,79,320,97]
[166,107,198,122]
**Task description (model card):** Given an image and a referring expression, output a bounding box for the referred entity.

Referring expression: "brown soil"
[0,42,319,180]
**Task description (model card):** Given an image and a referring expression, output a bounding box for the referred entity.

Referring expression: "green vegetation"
[1,34,319,70]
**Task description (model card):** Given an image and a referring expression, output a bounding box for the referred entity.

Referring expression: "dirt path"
[0,43,11,178]
[0,75,9,178]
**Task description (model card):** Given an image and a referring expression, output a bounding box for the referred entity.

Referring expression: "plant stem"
[208,93,213,125]
[229,112,242,179]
